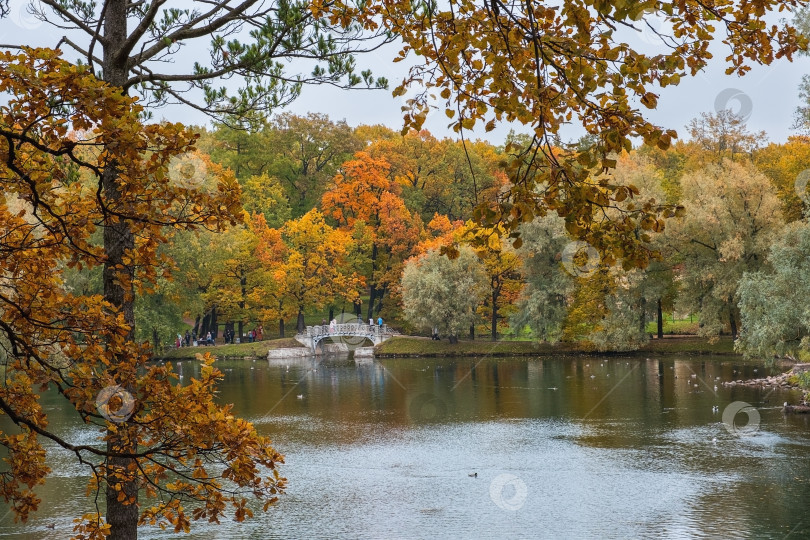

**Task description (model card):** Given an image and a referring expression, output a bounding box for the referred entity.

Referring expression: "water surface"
[2,355,809,539]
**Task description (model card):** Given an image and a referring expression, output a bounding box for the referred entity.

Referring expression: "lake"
[2,354,809,539]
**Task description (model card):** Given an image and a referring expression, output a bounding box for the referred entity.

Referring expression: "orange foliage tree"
[321,152,422,319]
[0,49,284,538]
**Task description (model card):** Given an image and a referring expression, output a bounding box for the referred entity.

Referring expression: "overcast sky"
[4,1,810,146]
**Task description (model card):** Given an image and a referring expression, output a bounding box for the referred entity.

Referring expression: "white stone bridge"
[294,323,397,352]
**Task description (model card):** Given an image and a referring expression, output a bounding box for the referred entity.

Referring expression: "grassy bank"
[374,336,736,357]
[154,337,304,360]
[153,334,736,360]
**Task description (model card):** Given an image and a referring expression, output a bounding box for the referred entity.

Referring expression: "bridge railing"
[301,323,396,338]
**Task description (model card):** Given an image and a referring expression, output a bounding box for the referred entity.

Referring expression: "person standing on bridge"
[329,319,336,333]
[377,316,383,328]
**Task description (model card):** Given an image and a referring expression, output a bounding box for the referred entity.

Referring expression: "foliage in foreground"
[0,50,284,538]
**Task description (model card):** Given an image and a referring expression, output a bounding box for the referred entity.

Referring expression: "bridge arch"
[295,323,397,352]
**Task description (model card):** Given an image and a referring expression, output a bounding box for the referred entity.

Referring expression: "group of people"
[174,325,263,348]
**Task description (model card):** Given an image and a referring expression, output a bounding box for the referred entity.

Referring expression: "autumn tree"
[281,210,364,332]
[686,110,766,163]
[0,50,285,538]
[321,152,422,320]
[365,129,506,222]
[754,136,810,222]
[459,223,523,341]
[249,216,298,337]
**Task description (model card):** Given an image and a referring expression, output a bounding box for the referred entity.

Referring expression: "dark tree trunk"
[729,301,738,340]
[152,327,160,351]
[200,311,211,337]
[210,305,218,340]
[469,324,475,340]
[354,299,362,317]
[279,319,285,338]
[367,285,377,321]
[297,310,305,333]
[657,299,664,339]
[449,334,459,344]
[193,314,200,337]
[225,321,234,343]
[639,297,646,334]
[238,320,243,340]
[328,306,334,322]
[376,285,387,316]
[101,1,139,533]
[491,289,499,341]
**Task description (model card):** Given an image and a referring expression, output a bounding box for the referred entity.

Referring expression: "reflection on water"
[2,355,810,539]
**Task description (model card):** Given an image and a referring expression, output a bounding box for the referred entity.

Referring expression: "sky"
[3,1,810,146]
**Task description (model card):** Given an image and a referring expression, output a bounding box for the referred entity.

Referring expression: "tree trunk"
[200,311,211,337]
[297,309,305,333]
[328,306,334,322]
[239,268,246,338]
[101,1,140,534]
[193,314,200,338]
[210,305,218,340]
[367,285,377,321]
[639,297,646,334]
[449,334,458,344]
[279,318,285,338]
[366,243,379,321]
[225,321,234,343]
[657,299,664,339]
[238,320,243,341]
[354,299,362,317]
[491,289,499,341]
[729,301,738,340]
[469,324,475,340]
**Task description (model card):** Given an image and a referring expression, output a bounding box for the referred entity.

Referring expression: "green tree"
[511,215,575,343]
[737,221,810,359]
[669,160,784,339]
[270,112,364,215]
[401,247,487,343]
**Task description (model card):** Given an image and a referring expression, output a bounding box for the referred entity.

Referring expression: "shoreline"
[372,335,738,358]
[152,335,740,361]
